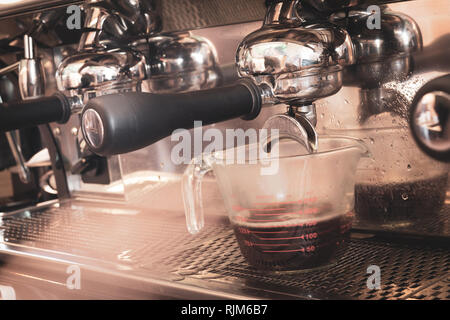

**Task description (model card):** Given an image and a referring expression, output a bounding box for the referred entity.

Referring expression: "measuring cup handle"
[182,157,213,234]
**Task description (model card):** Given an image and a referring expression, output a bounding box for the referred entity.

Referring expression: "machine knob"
[410,74,450,162]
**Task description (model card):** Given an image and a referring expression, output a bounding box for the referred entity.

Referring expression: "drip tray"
[0,200,449,300]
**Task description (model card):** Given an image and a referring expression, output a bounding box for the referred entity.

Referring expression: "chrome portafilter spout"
[288,104,318,150]
[262,103,319,154]
[237,0,354,153]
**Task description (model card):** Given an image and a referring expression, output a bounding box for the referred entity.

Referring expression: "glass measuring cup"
[182,136,369,271]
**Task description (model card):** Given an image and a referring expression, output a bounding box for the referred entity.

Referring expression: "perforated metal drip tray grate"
[156,229,450,300]
[0,200,449,300]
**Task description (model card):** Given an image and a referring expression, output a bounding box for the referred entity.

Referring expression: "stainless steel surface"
[237,1,354,106]
[56,50,147,94]
[56,0,162,103]
[159,0,265,32]
[53,0,447,200]
[0,0,449,300]
[331,6,423,127]
[305,0,412,12]
[19,36,45,99]
[42,1,448,216]
[77,5,107,51]
[58,3,222,100]
[23,34,34,60]
[136,33,221,93]
[333,6,422,88]
[291,105,319,150]
[264,0,305,25]
[55,5,250,199]
[0,198,448,299]
[344,8,422,63]
[262,113,318,153]
[235,0,356,157]
[292,104,317,127]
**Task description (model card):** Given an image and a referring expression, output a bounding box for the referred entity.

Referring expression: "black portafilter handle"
[410,74,450,162]
[0,93,71,132]
[81,78,262,156]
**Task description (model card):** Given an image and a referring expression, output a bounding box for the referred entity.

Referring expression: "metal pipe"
[0,61,19,75]
[23,35,34,59]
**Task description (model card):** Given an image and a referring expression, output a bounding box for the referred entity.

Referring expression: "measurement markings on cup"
[243,240,316,252]
[255,234,318,240]
[231,197,351,268]
[262,247,316,253]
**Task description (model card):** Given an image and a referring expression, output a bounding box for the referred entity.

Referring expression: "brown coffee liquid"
[231,203,352,271]
[355,174,448,224]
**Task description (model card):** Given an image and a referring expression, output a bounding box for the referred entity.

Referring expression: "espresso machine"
[0,0,448,300]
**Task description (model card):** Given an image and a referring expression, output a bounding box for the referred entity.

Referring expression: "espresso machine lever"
[81,78,262,156]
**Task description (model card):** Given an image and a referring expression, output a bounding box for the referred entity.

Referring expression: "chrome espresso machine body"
[0,0,448,299]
